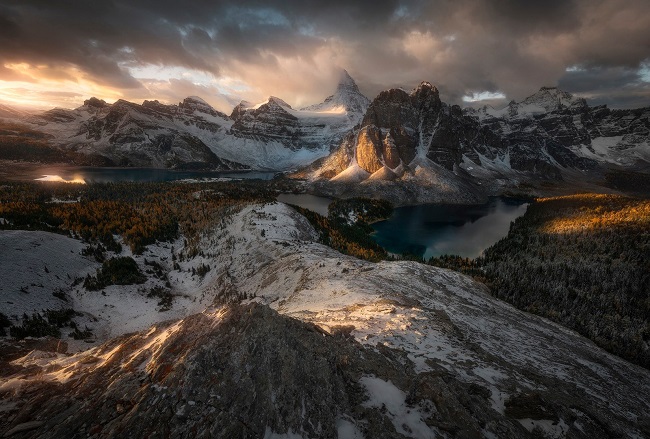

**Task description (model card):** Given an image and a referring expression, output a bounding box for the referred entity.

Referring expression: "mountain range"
[0,71,648,201]
[301,82,649,203]
[3,70,367,172]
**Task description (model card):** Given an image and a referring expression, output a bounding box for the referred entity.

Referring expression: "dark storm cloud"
[470,0,581,34]
[559,67,641,94]
[558,67,650,108]
[0,0,648,108]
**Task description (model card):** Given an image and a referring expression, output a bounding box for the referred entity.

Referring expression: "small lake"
[32,167,276,183]
[276,193,333,216]
[372,198,528,259]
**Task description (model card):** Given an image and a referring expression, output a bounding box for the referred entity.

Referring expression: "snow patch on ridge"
[360,376,435,438]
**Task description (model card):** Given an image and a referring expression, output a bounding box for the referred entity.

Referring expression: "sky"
[0,0,649,112]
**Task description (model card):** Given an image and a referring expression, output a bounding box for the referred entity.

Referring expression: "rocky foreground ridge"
[1,202,649,438]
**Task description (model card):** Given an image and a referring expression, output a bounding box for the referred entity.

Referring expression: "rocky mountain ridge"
[5,72,370,171]
[302,83,649,204]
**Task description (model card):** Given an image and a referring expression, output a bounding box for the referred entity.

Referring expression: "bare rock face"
[83,97,108,109]
[382,131,401,169]
[355,126,384,173]
[353,82,442,172]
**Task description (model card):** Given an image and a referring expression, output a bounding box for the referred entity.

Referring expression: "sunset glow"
[35,175,87,184]
[0,1,648,111]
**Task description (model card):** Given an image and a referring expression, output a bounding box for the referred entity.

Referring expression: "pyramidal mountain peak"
[301,69,370,115]
[336,69,362,94]
[266,96,292,109]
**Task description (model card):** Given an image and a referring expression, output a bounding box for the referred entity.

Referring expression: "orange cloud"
[0,63,125,110]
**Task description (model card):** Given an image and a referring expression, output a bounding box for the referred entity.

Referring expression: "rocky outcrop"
[2,202,649,438]
[0,304,530,438]
[5,301,646,439]
[351,83,440,173]
[229,97,304,148]
[355,126,383,173]
[83,97,108,109]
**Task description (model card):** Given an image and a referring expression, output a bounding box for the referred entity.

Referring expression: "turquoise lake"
[272,194,528,259]
[371,198,528,259]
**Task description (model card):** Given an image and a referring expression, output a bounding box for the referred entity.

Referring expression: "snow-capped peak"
[301,69,370,116]
[267,96,293,109]
[336,69,362,95]
[180,96,218,114]
[519,86,585,113]
[236,100,255,109]
[185,95,210,105]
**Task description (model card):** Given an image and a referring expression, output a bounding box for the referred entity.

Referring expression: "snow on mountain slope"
[472,87,587,121]
[0,304,535,438]
[305,83,649,204]
[0,229,220,345]
[508,87,587,117]
[1,202,649,437]
[177,202,648,437]
[18,72,370,171]
[24,97,245,170]
[467,87,650,171]
[2,202,649,437]
[0,231,97,322]
[302,83,488,204]
[225,72,370,170]
[301,69,370,118]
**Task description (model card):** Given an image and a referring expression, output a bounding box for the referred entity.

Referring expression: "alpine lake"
[277,194,528,259]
